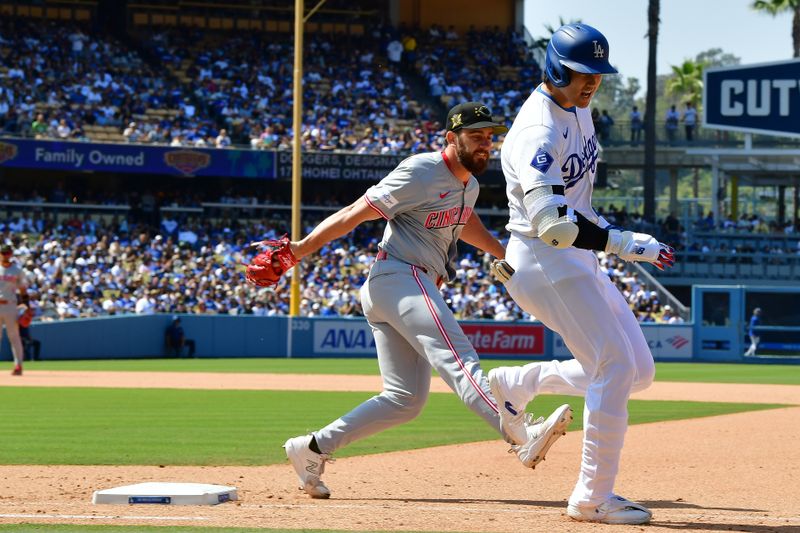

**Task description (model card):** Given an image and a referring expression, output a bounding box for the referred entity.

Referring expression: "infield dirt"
[1,371,798,532]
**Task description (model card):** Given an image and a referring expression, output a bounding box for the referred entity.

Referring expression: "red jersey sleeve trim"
[364,195,389,220]
[441,150,455,175]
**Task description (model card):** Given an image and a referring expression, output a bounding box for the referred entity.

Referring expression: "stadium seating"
[0,190,680,323]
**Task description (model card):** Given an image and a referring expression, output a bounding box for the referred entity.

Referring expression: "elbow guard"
[524,185,578,249]
[536,205,579,248]
[523,186,610,251]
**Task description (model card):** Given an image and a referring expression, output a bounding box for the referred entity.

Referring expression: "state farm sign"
[460,323,544,356]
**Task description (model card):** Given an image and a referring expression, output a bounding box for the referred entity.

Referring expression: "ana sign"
[704,59,800,137]
[313,320,376,354]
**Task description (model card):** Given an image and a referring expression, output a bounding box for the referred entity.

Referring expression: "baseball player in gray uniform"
[283,102,573,499]
[486,25,674,525]
[0,243,27,376]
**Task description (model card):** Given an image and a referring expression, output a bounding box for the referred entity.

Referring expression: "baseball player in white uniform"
[0,243,27,376]
[486,24,675,525]
[283,102,573,499]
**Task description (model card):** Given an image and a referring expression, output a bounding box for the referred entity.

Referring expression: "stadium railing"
[659,252,800,280]
[600,121,800,148]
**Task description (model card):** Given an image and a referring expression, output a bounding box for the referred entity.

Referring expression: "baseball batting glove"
[605,229,675,271]
[245,235,299,287]
[490,259,515,283]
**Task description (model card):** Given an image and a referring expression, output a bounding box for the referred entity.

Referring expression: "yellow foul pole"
[289,0,304,316]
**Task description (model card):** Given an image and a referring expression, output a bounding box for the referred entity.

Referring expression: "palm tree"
[752,0,800,57]
[643,0,659,222]
[665,59,705,107]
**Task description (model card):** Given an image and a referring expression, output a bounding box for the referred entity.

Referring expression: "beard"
[455,136,490,176]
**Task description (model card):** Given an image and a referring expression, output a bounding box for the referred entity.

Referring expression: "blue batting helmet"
[545,23,618,88]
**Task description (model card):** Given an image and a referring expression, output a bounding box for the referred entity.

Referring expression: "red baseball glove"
[245,235,299,287]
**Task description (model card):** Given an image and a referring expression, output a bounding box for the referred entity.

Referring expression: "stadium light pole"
[289,0,327,316]
[289,0,305,316]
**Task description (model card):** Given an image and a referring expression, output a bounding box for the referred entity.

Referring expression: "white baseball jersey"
[0,263,25,305]
[364,151,479,282]
[496,84,656,508]
[501,85,603,237]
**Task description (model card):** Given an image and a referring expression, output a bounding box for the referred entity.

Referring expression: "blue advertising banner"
[0,137,507,182]
[704,59,800,137]
[0,138,277,178]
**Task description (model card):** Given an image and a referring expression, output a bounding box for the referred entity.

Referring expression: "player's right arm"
[508,125,583,249]
[509,127,673,269]
[291,196,382,260]
[291,160,420,260]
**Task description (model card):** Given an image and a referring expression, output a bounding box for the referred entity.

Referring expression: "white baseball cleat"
[284,435,332,499]
[488,367,528,445]
[567,494,652,525]
[512,403,573,469]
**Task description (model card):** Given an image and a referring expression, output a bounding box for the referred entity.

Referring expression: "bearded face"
[454,132,490,175]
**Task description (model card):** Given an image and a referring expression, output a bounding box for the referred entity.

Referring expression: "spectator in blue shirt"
[665,105,680,144]
[744,307,762,356]
[629,106,643,145]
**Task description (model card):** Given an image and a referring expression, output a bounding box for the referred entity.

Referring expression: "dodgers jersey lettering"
[0,263,25,304]
[364,151,478,281]
[501,85,603,237]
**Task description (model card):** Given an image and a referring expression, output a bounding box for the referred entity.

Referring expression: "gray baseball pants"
[314,257,504,454]
[0,305,24,367]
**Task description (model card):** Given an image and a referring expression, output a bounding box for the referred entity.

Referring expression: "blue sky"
[524,0,794,92]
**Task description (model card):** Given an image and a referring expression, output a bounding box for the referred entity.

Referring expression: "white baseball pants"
[502,233,655,507]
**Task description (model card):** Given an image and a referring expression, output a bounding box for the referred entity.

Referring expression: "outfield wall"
[1,314,701,362]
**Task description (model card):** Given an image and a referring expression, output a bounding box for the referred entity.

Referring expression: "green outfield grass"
[18,358,800,385]
[0,387,783,465]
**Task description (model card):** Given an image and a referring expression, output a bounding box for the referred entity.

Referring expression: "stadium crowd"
[415,25,541,120]
[0,19,188,141]
[0,20,554,156]
[0,204,680,324]
[1,20,474,154]
[3,17,794,325]
[135,26,448,154]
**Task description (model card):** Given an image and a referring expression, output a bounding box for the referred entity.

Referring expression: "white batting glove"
[490,259,515,283]
[605,230,675,271]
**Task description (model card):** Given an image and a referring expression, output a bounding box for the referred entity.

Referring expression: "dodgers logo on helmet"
[545,23,618,88]
[592,40,605,59]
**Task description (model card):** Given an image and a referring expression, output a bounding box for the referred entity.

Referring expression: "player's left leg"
[312,321,432,454]
[744,336,758,356]
[286,318,432,499]
[1,315,24,372]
